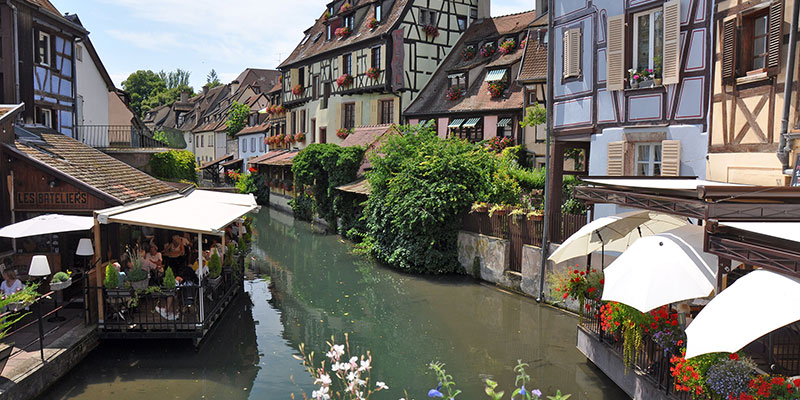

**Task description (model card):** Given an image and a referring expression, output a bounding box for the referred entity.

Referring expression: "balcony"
[76,125,168,149]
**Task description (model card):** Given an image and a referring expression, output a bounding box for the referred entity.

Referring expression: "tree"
[225,101,250,137]
[159,68,191,90]
[121,70,166,118]
[207,69,222,88]
[520,103,547,128]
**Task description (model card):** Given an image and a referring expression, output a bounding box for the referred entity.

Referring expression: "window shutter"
[660,140,681,176]
[379,44,386,70]
[607,141,625,176]
[393,98,400,124]
[335,103,342,130]
[606,15,625,91]
[562,29,581,79]
[721,16,738,83]
[290,68,299,87]
[339,56,344,77]
[766,0,784,75]
[355,100,363,126]
[562,31,571,79]
[369,99,378,125]
[662,0,681,85]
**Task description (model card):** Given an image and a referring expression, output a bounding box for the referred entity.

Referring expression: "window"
[345,15,354,29]
[298,67,305,87]
[177,113,185,126]
[448,72,467,90]
[313,75,320,100]
[633,8,664,71]
[36,107,52,128]
[327,25,332,41]
[528,91,536,106]
[300,110,306,132]
[343,54,352,75]
[259,136,265,152]
[419,9,437,26]
[343,103,355,129]
[375,3,382,22]
[37,31,51,66]
[291,111,296,133]
[241,139,247,153]
[379,99,393,124]
[76,44,83,62]
[562,28,582,79]
[322,82,331,109]
[635,143,662,176]
[470,7,478,21]
[371,46,382,69]
[457,16,468,32]
[251,137,256,152]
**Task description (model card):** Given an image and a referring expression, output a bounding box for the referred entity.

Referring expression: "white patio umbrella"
[0,214,94,238]
[685,269,800,359]
[548,210,688,265]
[601,224,717,313]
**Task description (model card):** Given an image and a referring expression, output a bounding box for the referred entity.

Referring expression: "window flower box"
[423,24,439,38]
[480,43,496,57]
[336,73,353,88]
[322,10,331,21]
[461,45,476,61]
[366,67,380,80]
[336,128,352,139]
[498,39,516,55]
[445,87,463,101]
[487,81,506,99]
[367,18,379,30]
[339,2,351,13]
[291,84,303,96]
[335,26,352,38]
[294,132,306,143]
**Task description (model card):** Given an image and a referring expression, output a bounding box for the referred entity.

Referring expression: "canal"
[41,209,628,399]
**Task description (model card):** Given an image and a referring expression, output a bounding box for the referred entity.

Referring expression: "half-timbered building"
[277,0,488,145]
[707,0,798,186]
[404,11,538,149]
[549,0,713,218]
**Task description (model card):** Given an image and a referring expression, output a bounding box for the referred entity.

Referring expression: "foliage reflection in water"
[40,209,628,399]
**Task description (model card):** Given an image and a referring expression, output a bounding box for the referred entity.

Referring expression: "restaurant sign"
[16,192,89,207]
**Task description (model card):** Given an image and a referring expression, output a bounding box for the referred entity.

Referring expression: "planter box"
[129,278,148,291]
[6,302,26,312]
[207,275,223,289]
[106,288,131,298]
[50,278,72,291]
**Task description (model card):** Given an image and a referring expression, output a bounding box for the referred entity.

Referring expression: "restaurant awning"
[221,158,243,168]
[96,190,258,235]
[497,118,511,127]
[335,179,371,195]
[719,221,800,244]
[685,269,800,359]
[601,225,717,313]
[448,119,465,128]
[462,117,481,128]
[0,214,94,238]
[485,69,507,82]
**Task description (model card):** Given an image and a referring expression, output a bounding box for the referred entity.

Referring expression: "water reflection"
[41,209,628,400]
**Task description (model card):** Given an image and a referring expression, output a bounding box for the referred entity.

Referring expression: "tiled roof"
[340,124,394,148]
[279,0,407,68]
[200,154,233,169]
[236,122,269,136]
[255,150,298,166]
[221,158,243,168]
[404,11,536,117]
[249,150,287,165]
[517,29,548,82]
[336,178,371,195]
[10,133,176,204]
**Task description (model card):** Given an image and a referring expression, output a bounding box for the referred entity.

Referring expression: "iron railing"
[76,125,168,149]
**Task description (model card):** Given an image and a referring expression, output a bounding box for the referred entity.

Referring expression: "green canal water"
[40,209,628,399]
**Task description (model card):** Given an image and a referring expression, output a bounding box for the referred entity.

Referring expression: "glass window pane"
[753,55,766,70]
[637,163,649,176]
[754,36,767,57]
[637,15,651,70]
[654,145,662,162]
[638,145,651,161]
[653,163,661,175]
[653,11,663,68]
[755,15,768,35]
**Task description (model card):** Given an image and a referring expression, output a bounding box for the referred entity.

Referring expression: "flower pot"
[528,214,544,221]
[654,78,662,86]
[630,81,639,89]
[50,278,72,291]
[0,343,13,375]
[130,278,148,291]
[6,302,25,312]
[640,79,654,88]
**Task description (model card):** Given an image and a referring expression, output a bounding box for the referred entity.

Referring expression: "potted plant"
[336,73,353,88]
[366,67,380,80]
[336,128,352,139]
[127,249,149,290]
[423,24,439,38]
[487,81,506,99]
[294,132,306,143]
[162,267,177,296]
[445,87,463,101]
[322,10,331,21]
[104,263,129,298]
[639,68,655,88]
[527,210,544,221]
[335,26,352,38]
[367,17,379,30]
[339,2,351,13]
[628,68,640,88]
[480,42,496,57]
[461,45,476,61]
[470,202,489,213]
[0,284,39,374]
[207,252,223,289]
[292,84,304,96]
[488,204,508,217]
[498,39,516,55]
[50,271,72,291]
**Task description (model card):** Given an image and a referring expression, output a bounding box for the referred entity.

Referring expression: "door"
[319,127,327,143]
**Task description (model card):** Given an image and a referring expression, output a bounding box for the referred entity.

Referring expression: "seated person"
[163,235,185,268]
[143,244,164,283]
[1,269,24,296]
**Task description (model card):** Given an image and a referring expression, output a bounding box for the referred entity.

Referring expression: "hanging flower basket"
[336,73,353,88]
[498,39,516,55]
[423,24,439,38]
[461,46,476,61]
[367,18,379,30]
[274,105,286,114]
[339,2,352,13]
[294,132,306,143]
[366,67,380,80]
[445,87,463,101]
[336,128,352,139]
[284,134,295,145]
[480,42,496,57]
[335,26,352,38]
[487,81,506,98]
[520,38,527,49]
[292,84,303,96]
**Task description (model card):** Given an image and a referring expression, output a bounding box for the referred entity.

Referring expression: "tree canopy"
[225,101,250,137]
[207,69,222,89]
[122,69,194,118]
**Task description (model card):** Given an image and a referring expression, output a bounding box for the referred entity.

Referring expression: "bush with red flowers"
[423,24,439,38]
[294,132,306,143]
[554,267,604,303]
[487,81,506,98]
[292,84,303,96]
[367,17,379,29]
[461,45,476,61]
[335,26,352,38]
[248,166,257,174]
[498,39,516,55]
[366,67,380,80]
[480,42,496,57]
[520,38,527,49]
[445,87,463,101]
[486,136,515,153]
[336,73,353,88]
[336,128,352,139]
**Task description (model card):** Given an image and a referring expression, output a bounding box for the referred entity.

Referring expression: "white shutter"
[369,99,378,125]
[662,0,681,85]
[562,29,581,79]
[290,68,299,87]
[355,100,363,126]
[606,15,625,91]
[607,141,625,176]
[660,140,681,176]
[379,44,386,70]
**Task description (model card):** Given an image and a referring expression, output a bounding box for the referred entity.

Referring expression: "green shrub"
[52,271,70,283]
[163,267,176,289]
[252,173,270,205]
[208,252,222,279]
[150,150,197,183]
[103,264,119,289]
[127,265,148,282]
[289,192,314,221]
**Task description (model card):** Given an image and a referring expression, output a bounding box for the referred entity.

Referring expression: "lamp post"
[28,255,50,363]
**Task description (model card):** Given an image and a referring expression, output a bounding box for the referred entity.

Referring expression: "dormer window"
[344,15,354,29]
[448,72,468,90]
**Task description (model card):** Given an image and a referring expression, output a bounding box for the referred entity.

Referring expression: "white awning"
[97,190,259,235]
[448,119,465,128]
[485,69,507,82]
[462,117,481,128]
[0,214,94,238]
[583,178,744,191]
[497,118,511,127]
[720,222,800,244]
[685,269,800,359]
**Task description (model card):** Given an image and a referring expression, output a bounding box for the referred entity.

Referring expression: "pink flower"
[633,74,640,80]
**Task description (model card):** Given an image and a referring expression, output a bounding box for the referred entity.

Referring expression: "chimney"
[477,0,490,20]
[180,90,189,103]
[231,80,240,96]
[202,85,209,96]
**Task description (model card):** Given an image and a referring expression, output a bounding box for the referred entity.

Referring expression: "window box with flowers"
[423,24,439,38]
[322,10,331,21]
[292,84,304,96]
[339,2,351,13]
[284,133,295,145]
[335,26,352,38]
[498,39,516,55]
[336,73,353,88]
[366,67,380,80]
[627,67,659,90]
[520,37,527,49]
[367,17,379,30]
[461,45,476,61]
[294,132,305,143]
[336,128,352,139]
[487,80,506,99]
[480,42,496,57]
[445,87,463,101]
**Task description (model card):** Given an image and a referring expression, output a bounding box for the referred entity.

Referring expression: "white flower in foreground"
[327,344,345,360]
[312,386,330,400]
[315,373,332,386]
[347,371,358,382]
[359,358,371,372]
[376,381,389,390]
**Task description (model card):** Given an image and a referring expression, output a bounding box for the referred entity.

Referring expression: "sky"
[50,0,534,91]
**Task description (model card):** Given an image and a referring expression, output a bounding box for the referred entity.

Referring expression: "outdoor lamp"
[29,255,51,277]
[76,238,94,256]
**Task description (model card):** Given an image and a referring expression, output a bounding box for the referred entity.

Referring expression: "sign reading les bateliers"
[16,192,89,207]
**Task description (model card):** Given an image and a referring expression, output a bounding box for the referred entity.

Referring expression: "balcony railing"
[76,125,168,149]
